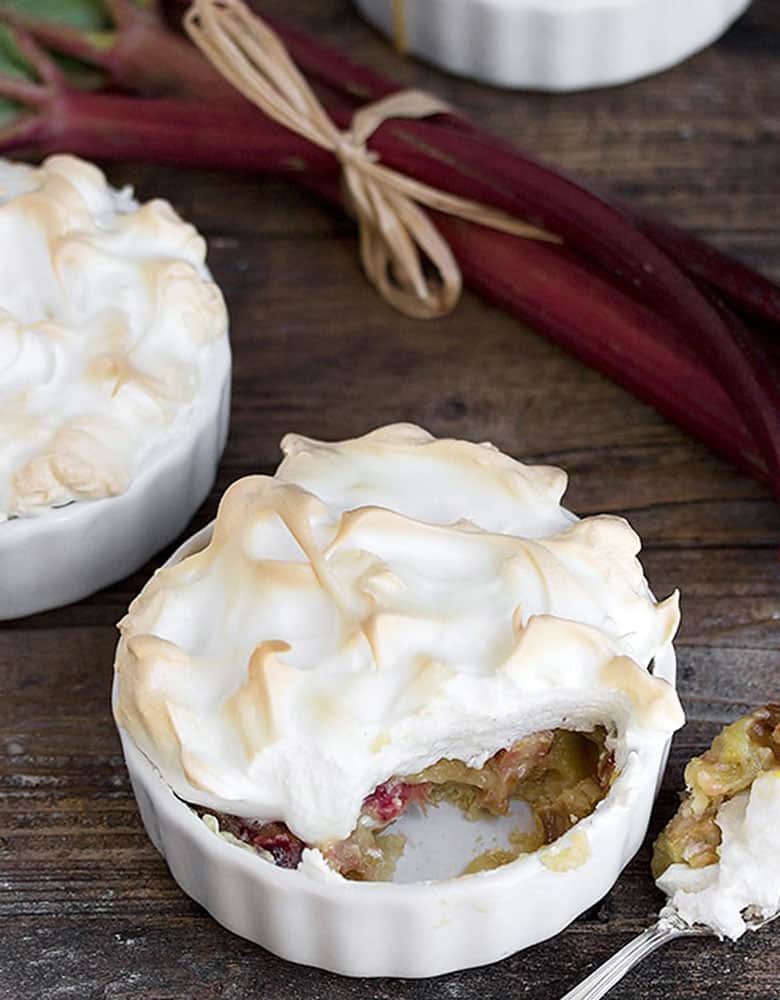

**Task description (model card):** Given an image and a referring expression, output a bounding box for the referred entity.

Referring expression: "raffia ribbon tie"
[185,0,560,319]
[391,0,408,55]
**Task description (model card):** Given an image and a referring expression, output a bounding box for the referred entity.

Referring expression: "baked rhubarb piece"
[653,705,780,938]
[114,425,683,882]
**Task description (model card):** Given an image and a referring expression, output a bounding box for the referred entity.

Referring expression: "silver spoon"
[559,908,780,1000]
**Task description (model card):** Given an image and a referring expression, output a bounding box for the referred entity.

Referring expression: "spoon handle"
[559,920,701,1000]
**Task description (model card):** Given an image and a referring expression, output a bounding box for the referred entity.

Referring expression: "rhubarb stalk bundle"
[0,0,777,500]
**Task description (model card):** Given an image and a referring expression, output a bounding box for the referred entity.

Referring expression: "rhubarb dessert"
[654,704,780,939]
[0,155,227,518]
[115,425,683,885]
[0,154,230,618]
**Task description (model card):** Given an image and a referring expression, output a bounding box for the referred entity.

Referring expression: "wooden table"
[2,2,779,997]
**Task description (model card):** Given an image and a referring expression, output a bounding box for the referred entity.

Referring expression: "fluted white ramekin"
[353,0,752,91]
[113,523,677,978]
[0,345,230,621]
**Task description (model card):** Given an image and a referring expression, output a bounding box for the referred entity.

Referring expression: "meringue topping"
[0,155,228,519]
[115,425,683,846]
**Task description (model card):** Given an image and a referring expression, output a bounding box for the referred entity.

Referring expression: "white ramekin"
[353,0,752,91]
[0,346,231,621]
[113,523,677,978]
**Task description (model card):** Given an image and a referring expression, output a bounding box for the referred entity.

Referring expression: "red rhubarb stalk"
[276,88,780,491]
[302,173,769,485]
[268,16,780,334]
[12,89,332,172]
[17,3,780,337]
[624,207,780,332]
[442,217,771,486]
[0,23,332,172]
[256,21,780,492]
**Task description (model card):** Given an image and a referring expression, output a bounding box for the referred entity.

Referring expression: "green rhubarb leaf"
[0,0,144,86]
[0,19,32,76]
[0,0,147,132]
[0,15,107,132]
[0,21,104,88]
[0,20,30,129]
[0,0,155,32]
[1,0,110,32]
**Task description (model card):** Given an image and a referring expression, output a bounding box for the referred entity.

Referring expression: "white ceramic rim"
[353,0,752,91]
[0,341,231,620]
[113,521,678,977]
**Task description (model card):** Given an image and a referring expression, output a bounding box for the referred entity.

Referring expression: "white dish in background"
[353,0,752,91]
[0,156,231,620]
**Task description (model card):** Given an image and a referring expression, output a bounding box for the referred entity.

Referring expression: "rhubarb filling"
[196,726,616,881]
[652,704,780,879]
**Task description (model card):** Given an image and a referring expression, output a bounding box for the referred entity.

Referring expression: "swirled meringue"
[115,425,683,846]
[0,155,228,519]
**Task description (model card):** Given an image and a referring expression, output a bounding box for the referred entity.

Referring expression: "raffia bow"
[185,0,559,319]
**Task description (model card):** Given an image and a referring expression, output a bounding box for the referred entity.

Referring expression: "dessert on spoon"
[561,704,780,1000]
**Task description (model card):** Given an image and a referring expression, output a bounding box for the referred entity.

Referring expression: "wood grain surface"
[1,1,779,998]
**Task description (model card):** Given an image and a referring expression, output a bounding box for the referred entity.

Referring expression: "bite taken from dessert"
[113,424,684,975]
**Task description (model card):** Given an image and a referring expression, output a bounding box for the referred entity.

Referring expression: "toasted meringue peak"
[0,155,228,519]
[115,426,683,845]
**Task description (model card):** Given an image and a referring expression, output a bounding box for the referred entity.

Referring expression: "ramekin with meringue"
[0,155,230,619]
[113,424,684,977]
